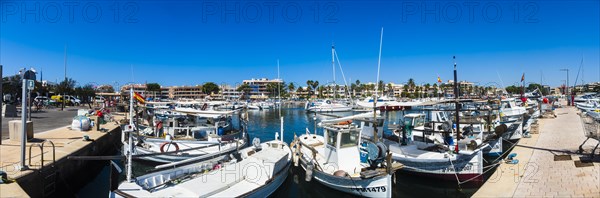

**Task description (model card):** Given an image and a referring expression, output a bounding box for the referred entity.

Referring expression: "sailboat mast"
[127,87,134,182]
[373,27,383,143]
[376,28,383,97]
[453,56,460,153]
[332,45,336,100]
[278,60,283,141]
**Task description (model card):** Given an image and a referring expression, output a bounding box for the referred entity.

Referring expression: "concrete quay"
[0,115,122,197]
[473,105,600,198]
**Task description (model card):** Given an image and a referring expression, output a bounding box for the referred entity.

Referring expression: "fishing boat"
[498,98,527,119]
[112,137,291,197]
[173,101,236,115]
[292,123,400,197]
[127,108,247,163]
[381,111,488,182]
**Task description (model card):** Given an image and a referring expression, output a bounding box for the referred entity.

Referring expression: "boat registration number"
[351,186,386,193]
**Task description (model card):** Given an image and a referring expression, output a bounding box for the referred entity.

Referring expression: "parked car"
[65,95,81,106]
[34,96,56,105]
[94,96,105,103]
[51,95,66,104]
[51,95,76,105]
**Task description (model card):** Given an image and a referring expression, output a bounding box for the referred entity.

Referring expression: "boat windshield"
[501,101,511,109]
[414,116,425,127]
[340,130,359,148]
[327,130,337,147]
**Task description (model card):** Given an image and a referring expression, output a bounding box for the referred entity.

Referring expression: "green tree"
[237,84,251,99]
[288,83,295,93]
[311,81,319,92]
[75,84,96,108]
[350,83,357,97]
[407,78,415,91]
[317,85,325,98]
[295,87,305,99]
[202,82,220,95]
[146,83,161,99]
[55,78,76,95]
[266,82,286,98]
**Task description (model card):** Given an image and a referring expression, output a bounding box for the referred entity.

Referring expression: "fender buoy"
[201,103,208,111]
[337,120,352,125]
[160,142,179,153]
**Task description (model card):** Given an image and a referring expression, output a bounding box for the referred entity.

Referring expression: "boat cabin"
[322,124,362,174]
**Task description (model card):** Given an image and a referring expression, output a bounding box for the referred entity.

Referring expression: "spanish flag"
[521,73,525,82]
[437,76,442,83]
[134,92,145,104]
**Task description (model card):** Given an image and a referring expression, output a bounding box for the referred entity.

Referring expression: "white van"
[94,96,105,103]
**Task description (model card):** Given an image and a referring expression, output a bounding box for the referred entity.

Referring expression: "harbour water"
[78,104,481,198]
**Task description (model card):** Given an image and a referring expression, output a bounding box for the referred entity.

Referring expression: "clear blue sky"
[1,1,599,88]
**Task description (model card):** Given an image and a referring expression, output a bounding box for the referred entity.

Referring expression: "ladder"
[28,140,57,197]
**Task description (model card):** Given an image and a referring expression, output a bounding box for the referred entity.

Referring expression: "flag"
[134,92,145,104]
[437,76,442,83]
[521,73,525,82]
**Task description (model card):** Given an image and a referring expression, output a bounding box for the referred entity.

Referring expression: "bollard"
[96,116,101,131]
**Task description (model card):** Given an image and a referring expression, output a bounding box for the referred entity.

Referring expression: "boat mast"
[453,56,460,153]
[332,44,336,100]
[127,87,134,182]
[278,60,283,141]
[375,28,383,98]
[373,27,383,143]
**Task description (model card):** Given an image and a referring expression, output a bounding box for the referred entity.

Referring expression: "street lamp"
[560,68,569,105]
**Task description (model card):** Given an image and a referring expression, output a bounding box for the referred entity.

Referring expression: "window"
[340,131,359,148]
[414,117,425,127]
[327,130,337,147]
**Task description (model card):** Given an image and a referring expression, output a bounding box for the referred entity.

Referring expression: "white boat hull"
[389,147,484,182]
[301,162,392,197]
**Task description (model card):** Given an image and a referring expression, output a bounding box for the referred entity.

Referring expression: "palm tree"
[317,85,325,98]
[424,83,431,98]
[237,84,251,99]
[387,83,393,96]
[407,78,415,91]
[306,80,314,98]
[350,83,357,97]
[288,83,295,98]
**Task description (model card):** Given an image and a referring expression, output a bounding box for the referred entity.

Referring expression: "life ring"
[337,120,352,125]
[201,103,208,110]
[326,100,332,104]
[160,142,179,153]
